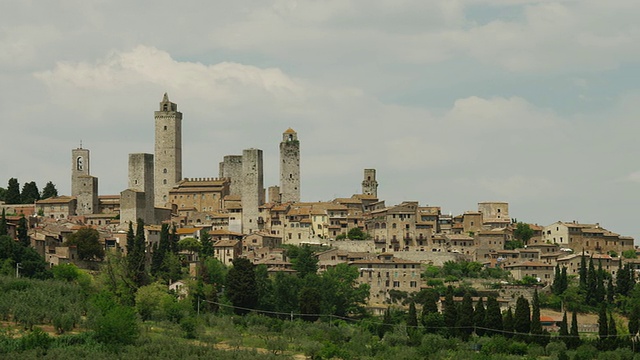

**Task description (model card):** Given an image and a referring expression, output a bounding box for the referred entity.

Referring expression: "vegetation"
[64,227,105,261]
[1,178,57,204]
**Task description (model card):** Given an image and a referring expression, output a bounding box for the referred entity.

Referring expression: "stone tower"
[71,147,98,215]
[120,153,155,226]
[241,148,264,234]
[220,155,243,196]
[154,93,182,208]
[362,169,378,197]
[279,128,300,203]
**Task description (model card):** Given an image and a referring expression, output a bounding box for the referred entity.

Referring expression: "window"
[163,168,167,173]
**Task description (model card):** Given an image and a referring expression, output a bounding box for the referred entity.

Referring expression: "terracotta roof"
[36,196,75,204]
[213,239,240,247]
[284,127,296,134]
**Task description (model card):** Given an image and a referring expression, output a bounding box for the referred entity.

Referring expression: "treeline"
[0,178,58,205]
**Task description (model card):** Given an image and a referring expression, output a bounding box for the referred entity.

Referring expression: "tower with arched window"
[154,93,182,208]
[279,128,300,203]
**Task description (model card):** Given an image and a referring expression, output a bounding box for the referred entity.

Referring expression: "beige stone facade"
[169,178,229,214]
[154,93,182,208]
[279,128,300,203]
[350,253,422,305]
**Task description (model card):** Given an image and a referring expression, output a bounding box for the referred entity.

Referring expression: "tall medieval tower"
[362,169,378,197]
[154,93,182,208]
[71,147,98,215]
[241,148,265,234]
[279,128,300,203]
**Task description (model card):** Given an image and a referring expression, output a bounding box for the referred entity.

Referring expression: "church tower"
[154,93,182,208]
[362,169,378,197]
[71,146,98,215]
[279,128,300,203]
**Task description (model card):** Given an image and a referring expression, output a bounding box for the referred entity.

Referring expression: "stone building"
[241,148,265,234]
[168,178,230,214]
[219,155,243,196]
[362,169,378,197]
[154,93,182,208]
[71,147,98,215]
[350,253,421,306]
[35,196,77,220]
[120,153,155,226]
[542,221,634,254]
[478,201,510,228]
[279,128,300,203]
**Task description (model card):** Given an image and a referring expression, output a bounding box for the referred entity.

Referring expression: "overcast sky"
[2,0,639,243]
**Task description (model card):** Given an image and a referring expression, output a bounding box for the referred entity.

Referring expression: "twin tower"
[74,93,301,230]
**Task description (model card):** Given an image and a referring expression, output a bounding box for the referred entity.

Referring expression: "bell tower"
[154,93,182,208]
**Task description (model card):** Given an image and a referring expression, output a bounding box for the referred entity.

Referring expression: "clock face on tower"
[76,156,84,171]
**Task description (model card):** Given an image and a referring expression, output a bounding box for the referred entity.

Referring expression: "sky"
[1,0,640,243]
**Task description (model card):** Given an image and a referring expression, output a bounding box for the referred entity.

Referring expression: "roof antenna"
[80,140,83,149]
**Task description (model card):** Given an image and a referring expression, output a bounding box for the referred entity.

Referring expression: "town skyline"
[2,1,640,243]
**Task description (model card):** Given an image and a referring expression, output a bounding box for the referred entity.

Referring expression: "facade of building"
[362,169,378,197]
[241,148,265,234]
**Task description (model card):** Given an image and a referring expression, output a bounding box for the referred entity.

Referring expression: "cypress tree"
[225,257,258,315]
[607,312,617,350]
[606,277,614,303]
[442,286,457,338]
[628,303,639,336]
[407,301,418,327]
[503,307,514,338]
[379,307,393,338]
[151,223,170,276]
[579,253,587,290]
[474,296,486,337]
[170,224,179,254]
[0,209,7,236]
[20,181,40,204]
[485,296,503,336]
[598,303,608,342]
[560,266,568,294]
[559,311,569,345]
[595,260,605,304]
[407,301,420,345]
[587,257,597,305]
[5,178,20,204]
[17,214,29,247]
[615,258,629,296]
[569,310,580,349]
[126,221,134,255]
[457,292,474,340]
[552,264,561,295]
[128,218,147,287]
[200,229,213,258]
[531,289,543,344]
[513,296,530,340]
[41,181,58,199]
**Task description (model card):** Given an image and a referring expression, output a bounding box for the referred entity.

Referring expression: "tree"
[64,227,105,261]
[320,263,369,317]
[225,257,257,314]
[628,303,639,336]
[616,258,630,297]
[5,178,21,204]
[88,291,139,346]
[568,310,580,349]
[178,237,202,254]
[457,292,474,340]
[607,312,617,350]
[622,250,637,259]
[151,223,170,277]
[606,277,614,303]
[41,181,58,200]
[513,222,534,244]
[442,286,457,338]
[17,214,29,247]
[503,307,514,338]
[200,229,213,258]
[299,286,321,322]
[530,289,543,343]
[0,209,7,236]
[379,307,393,338]
[485,296,503,336]
[579,253,587,291]
[0,187,5,202]
[513,296,531,338]
[291,245,318,278]
[20,181,40,204]
[559,311,569,345]
[346,227,367,240]
[127,219,147,287]
[598,303,608,342]
[474,296,486,337]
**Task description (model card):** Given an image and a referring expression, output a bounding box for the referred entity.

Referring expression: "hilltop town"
[1,93,639,309]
